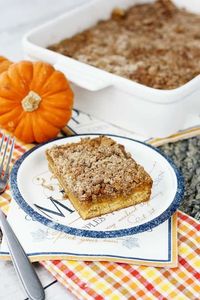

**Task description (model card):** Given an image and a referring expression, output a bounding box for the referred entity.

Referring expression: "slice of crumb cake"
[46,136,153,220]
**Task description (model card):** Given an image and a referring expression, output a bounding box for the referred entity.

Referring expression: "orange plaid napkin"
[41,211,200,300]
[0,130,200,300]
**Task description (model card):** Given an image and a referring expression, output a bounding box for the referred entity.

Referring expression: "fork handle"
[0,210,45,300]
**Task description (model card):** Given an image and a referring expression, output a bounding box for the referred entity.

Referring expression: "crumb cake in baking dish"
[46,136,153,220]
[49,0,200,90]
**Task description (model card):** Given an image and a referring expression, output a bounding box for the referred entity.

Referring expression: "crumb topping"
[48,0,200,90]
[46,136,152,201]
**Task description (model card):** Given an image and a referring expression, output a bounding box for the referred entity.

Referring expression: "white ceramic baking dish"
[23,0,200,137]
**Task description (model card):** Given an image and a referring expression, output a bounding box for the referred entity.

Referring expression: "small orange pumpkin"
[0,56,12,74]
[0,61,73,143]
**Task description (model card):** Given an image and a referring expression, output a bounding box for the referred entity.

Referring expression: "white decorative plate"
[11,134,184,238]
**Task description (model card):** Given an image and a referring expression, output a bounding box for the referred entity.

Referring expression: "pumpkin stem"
[21,91,42,112]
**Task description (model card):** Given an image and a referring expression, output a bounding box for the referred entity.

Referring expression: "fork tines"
[0,132,15,179]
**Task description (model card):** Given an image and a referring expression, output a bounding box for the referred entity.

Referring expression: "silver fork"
[0,133,45,300]
[0,133,15,193]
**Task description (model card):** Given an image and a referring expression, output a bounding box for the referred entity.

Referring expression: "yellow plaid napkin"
[41,211,200,300]
[0,128,200,300]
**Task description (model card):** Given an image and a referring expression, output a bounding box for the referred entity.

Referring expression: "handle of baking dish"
[54,60,112,91]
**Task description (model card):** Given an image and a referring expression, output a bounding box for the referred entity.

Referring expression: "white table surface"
[0,1,90,299]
